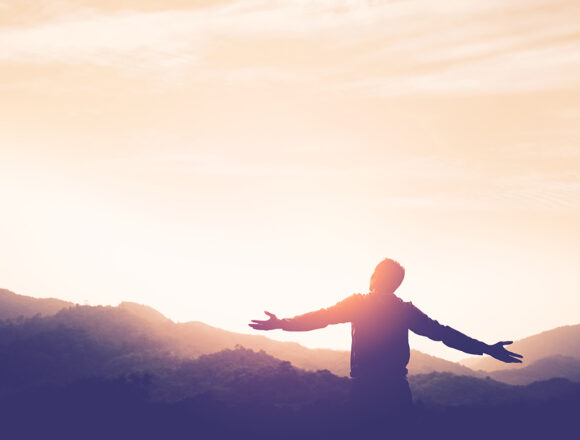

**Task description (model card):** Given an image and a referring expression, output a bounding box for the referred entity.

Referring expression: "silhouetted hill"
[0,288,73,320]
[67,304,481,377]
[153,347,350,405]
[2,340,579,440]
[0,290,481,378]
[4,291,579,396]
[411,372,580,407]
[2,304,580,440]
[409,350,480,377]
[487,355,580,385]
[463,323,580,372]
[172,320,353,376]
[5,290,580,387]
[118,301,172,324]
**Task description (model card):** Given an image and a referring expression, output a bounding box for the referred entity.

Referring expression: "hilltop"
[1,289,579,385]
[0,288,73,320]
[0,289,478,378]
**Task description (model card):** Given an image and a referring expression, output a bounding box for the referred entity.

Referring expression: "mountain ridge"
[0,289,480,377]
[1,288,579,384]
[463,323,580,372]
[0,288,74,320]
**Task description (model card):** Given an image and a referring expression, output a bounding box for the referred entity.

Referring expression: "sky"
[1,0,579,361]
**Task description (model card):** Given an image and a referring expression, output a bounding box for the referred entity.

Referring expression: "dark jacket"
[281,292,486,380]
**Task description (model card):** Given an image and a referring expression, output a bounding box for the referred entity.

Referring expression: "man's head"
[369,258,405,294]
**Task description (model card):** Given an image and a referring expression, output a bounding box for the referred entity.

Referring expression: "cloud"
[376,180,580,212]
[495,175,580,211]
[0,10,206,70]
[0,1,375,67]
[336,41,580,95]
[0,0,579,94]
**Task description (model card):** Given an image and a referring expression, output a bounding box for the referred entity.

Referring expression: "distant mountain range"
[487,355,580,385]
[1,288,580,440]
[460,321,580,384]
[463,323,580,371]
[0,289,477,378]
[1,288,578,385]
[3,342,578,440]
[0,288,73,320]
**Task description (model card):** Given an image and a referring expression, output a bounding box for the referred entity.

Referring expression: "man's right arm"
[249,294,364,332]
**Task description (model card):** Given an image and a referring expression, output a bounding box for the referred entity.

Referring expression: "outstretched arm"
[249,310,331,331]
[249,311,286,330]
[484,340,523,363]
[249,307,343,332]
[249,294,363,332]
[408,304,523,364]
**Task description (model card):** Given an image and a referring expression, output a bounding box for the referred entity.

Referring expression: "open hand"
[485,341,523,363]
[249,311,282,331]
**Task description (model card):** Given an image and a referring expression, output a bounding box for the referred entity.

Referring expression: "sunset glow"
[1,0,579,361]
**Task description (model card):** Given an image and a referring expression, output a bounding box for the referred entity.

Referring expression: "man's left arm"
[408,303,523,363]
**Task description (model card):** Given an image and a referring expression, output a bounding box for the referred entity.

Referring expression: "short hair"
[370,258,405,292]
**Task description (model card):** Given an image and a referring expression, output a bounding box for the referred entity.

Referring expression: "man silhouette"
[249,258,522,414]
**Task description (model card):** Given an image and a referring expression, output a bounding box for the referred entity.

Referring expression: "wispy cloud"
[0,10,206,70]
[1,0,579,94]
[498,180,580,211]
[376,179,580,212]
[336,42,580,95]
[105,145,580,212]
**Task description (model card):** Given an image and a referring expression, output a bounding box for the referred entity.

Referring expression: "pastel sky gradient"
[1,0,579,361]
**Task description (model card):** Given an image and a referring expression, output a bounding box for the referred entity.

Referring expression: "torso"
[349,293,412,380]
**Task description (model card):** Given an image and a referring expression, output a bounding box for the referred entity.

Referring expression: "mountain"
[2,341,579,440]
[410,371,580,409]
[4,290,580,385]
[2,292,580,439]
[54,302,354,376]
[463,324,580,372]
[0,288,73,320]
[55,302,480,377]
[487,355,580,385]
[8,290,580,384]
[409,350,480,377]
[0,289,481,378]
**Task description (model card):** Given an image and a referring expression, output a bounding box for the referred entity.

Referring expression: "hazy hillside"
[1,304,580,440]
[1,341,579,440]
[0,289,73,320]
[0,290,480,377]
[4,290,580,385]
[409,350,480,377]
[410,371,580,409]
[488,355,580,385]
[463,324,580,372]
[57,302,482,377]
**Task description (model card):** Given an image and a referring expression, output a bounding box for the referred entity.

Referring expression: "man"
[249,258,522,413]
